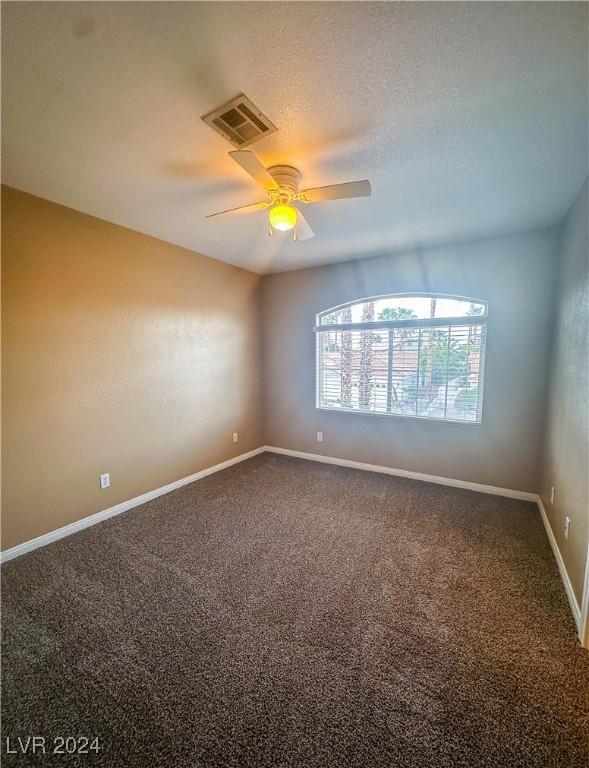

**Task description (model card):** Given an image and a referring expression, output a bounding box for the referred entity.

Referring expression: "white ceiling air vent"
[201,94,277,148]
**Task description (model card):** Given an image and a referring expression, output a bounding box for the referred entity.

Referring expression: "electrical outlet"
[316,431,323,442]
[232,432,238,443]
[564,516,571,539]
[99,473,110,490]
[550,486,555,504]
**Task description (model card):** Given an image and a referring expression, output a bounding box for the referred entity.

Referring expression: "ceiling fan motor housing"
[267,165,301,196]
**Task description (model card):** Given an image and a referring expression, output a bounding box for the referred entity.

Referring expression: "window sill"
[315,405,482,426]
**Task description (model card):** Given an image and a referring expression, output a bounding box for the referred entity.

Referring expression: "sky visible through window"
[320,297,485,323]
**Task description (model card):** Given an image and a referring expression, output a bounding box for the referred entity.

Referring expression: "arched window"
[315,294,487,423]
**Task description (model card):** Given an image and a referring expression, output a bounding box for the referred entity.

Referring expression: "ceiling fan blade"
[295,209,314,241]
[206,200,269,219]
[228,150,279,190]
[299,180,371,203]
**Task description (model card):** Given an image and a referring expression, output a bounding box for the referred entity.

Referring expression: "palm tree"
[377,307,418,351]
[341,306,353,407]
[377,307,417,322]
[424,297,437,392]
[465,303,484,389]
[322,311,340,352]
[359,301,375,408]
[420,335,469,387]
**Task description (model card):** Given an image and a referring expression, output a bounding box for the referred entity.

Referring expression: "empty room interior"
[1,2,588,766]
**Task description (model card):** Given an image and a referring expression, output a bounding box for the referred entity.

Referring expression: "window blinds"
[315,318,486,423]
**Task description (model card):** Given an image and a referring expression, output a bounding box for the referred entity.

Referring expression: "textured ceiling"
[2,2,587,274]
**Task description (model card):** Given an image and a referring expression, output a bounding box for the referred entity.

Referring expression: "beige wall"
[261,228,559,493]
[541,179,589,611]
[1,186,263,550]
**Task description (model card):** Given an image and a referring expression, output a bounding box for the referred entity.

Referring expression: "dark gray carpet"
[2,453,588,767]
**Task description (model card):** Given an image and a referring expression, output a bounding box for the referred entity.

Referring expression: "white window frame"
[315,293,488,425]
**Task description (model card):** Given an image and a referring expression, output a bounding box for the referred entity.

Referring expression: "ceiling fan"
[206,150,372,241]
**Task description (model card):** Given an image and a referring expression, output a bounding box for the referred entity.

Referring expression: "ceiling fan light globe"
[269,204,297,232]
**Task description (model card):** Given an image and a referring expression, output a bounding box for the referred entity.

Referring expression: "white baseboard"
[580,543,589,649]
[0,447,265,565]
[3,443,586,648]
[264,445,538,501]
[536,496,582,634]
